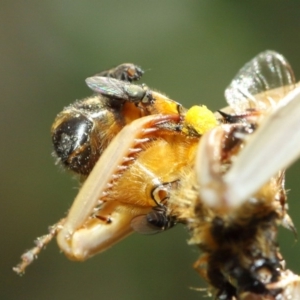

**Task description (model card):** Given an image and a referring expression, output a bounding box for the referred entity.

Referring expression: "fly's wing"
[131,215,163,235]
[85,76,130,100]
[225,51,296,114]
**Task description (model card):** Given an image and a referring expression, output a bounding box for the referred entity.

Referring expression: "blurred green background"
[2,1,300,300]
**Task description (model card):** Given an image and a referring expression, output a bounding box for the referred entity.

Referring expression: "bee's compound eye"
[52,114,95,175]
[131,214,163,235]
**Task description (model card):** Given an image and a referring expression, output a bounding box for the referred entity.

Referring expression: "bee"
[14,52,300,299]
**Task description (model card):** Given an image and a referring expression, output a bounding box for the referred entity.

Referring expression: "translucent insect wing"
[225,50,296,114]
[198,86,300,211]
[85,76,128,99]
[224,86,300,207]
[131,215,162,235]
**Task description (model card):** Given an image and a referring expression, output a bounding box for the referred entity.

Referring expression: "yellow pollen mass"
[183,105,217,135]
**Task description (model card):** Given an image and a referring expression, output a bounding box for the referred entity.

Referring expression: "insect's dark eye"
[124,65,144,82]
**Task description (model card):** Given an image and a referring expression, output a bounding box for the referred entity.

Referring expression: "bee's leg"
[56,114,180,260]
[196,87,300,211]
